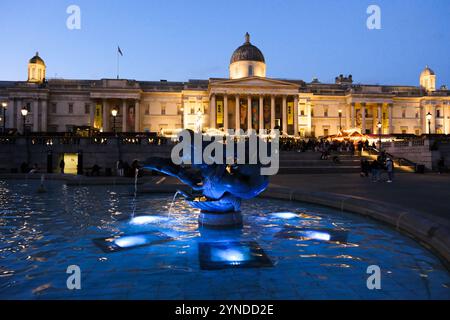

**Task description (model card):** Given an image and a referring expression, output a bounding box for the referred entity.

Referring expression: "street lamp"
[21,106,28,135]
[111,108,118,133]
[377,121,382,150]
[338,109,342,131]
[1,102,7,133]
[426,112,432,135]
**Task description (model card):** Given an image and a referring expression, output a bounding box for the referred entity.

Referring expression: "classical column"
[351,102,355,128]
[41,100,48,132]
[134,100,140,132]
[259,95,264,133]
[16,100,22,133]
[388,103,393,134]
[270,95,275,130]
[7,98,14,129]
[89,101,95,128]
[377,103,383,127]
[293,95,299,136]
[444,102,449,134]
[282,96,287,135]
[361,103,366,134]
[122,100,127,132]
[247,96,252,131]
[102,99,109,131]
[223,95,228,131]
[421,103,427,134]
[235,95,240,132]
[306,99,312,136]
[32,100,39,132]
[210,94,216,129]
[345,104,351,129]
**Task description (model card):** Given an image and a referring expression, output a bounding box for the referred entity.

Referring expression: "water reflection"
[0,180,449,299]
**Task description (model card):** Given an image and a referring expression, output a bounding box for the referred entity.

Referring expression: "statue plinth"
[198,211,243,229]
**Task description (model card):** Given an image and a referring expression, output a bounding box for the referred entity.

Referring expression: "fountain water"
[131,168,139,218]
[168,190,182,217]
[37,174,46,193]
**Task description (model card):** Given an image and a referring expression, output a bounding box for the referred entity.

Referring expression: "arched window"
[248,65,253,76]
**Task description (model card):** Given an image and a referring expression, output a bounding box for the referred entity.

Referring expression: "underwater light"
[93,231,173,253]
[271,212,297,219]
[301,230,331,241]
[211,248,249,263]
[114,235,149,248]
[129,215,167,225]
[198,241,273,270]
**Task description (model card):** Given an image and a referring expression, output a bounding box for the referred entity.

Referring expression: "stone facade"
[1,35,449,137]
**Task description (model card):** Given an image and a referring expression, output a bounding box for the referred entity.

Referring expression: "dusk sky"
[0,0,449,86]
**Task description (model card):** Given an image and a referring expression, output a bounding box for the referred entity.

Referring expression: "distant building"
[1,33,449,136]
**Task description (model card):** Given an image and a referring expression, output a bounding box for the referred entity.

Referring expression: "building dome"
[419,65,436,92]
[230,33,265,64]
[229,33,266,79]
[29,52,46,66]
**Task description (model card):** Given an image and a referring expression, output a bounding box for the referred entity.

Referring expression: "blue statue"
[143,130,269,213]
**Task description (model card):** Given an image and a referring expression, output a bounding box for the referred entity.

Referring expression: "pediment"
[210,76,300,89]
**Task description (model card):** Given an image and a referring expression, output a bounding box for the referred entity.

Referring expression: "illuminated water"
[0,180,449,300]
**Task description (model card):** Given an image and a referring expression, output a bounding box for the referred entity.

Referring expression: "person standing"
[438,157,445,174]
[59,158,65,174]
[386,157,394,183]
[371,159,380,182]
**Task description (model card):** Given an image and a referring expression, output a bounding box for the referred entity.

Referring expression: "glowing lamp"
[21,107,28,117]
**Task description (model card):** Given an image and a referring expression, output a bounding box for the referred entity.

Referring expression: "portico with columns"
[208,77,300,135]
[90,91,141,132]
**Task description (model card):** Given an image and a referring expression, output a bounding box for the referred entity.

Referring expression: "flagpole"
[116,47,119,79]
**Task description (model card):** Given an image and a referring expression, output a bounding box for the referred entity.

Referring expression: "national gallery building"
[0,33,449,137]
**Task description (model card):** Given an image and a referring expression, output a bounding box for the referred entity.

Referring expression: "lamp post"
[377,121,382,150]
[338,109,342,131]
[21,107,28,135]
[1,102,7,133]
[111,108,118,133]
[426,112,432,135]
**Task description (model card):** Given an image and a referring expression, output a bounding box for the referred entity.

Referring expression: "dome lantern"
[27,52,46,83]
[420,65,436,92]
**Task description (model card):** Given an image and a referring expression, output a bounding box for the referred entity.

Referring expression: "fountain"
[143,130,270,228]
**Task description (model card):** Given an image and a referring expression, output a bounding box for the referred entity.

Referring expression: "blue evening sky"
[0,0,449,86]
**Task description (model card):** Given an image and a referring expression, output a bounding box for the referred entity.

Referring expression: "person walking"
[116,160,124,177]
[59,159,65,174]
[386,157,394,183]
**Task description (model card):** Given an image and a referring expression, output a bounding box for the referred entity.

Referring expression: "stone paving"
[271,172,450,227]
